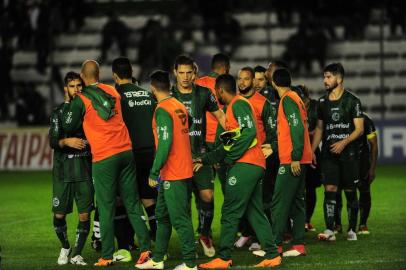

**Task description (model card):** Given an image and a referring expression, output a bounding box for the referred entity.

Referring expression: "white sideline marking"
[0,216,47,226]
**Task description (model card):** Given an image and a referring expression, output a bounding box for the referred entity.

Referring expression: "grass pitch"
[0,165,405,270]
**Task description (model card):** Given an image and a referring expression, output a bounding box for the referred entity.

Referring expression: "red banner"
[0,128,53,170]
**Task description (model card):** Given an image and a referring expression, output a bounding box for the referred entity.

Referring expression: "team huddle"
[49,53,378,269]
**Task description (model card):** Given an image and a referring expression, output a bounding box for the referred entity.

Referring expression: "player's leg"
[92,155,119,265]
[113,200,134,263]
[318,157,339,240]
[305,166,317,231]
[244,164,281,266]
[135,149,158,240]
[117,151,151,259]
[358,158,372,234]
[52,177,73,265]
[91,206,101,251]
[194,165,215,257]
[334,189,343,233]
[341,158,360,240]
[200,163,257,269]
[70,179,94,265]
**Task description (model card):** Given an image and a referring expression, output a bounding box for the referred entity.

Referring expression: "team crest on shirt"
[278,167,286,175]
[163,181,171,190]
[332,112,340,121]
[228,176,237,186]
[53,197,60,207]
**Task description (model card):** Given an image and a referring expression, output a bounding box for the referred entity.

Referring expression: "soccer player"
[135,70,197,270]
[234,66,277,250]
[335,112,378,235]
[253,65,268,93]
[268,68,312,257]
[196,74,282,269]
[49,72,93,265]
[311,63,364,241]
[61,60,151,266]
[171,55,226,257]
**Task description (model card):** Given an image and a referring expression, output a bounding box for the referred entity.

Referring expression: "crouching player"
[49,72,93,265]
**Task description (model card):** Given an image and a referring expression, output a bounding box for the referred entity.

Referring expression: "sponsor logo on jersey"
[228,176,237,186]
[124,90,150,98]
[53,197,60,207]
[65,112,73,124]
[189,130,202,136]
[278,166,286,175]
[193,118,202,124]
[128,99,152,107]
[332,112,340,121]
[163,181,170,190]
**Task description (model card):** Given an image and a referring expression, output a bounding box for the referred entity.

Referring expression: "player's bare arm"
[210,109,226,129]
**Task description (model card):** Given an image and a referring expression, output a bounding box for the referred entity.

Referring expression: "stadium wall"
[0,121,405,171]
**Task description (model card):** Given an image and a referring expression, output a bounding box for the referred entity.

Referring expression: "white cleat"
[347,229,358,241]
[234,236,251,248]
[70,255,87,265]
[252,250,266,257]
[135,259,164,269]
[318,229,336,241]
[173,263,198,270]
[57,247,71,265]
[248,242,261,251]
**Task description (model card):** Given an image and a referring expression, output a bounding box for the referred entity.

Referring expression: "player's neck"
[156,93,171,103]
[276,87,290,98]
[177,82,193,93]
[329,86,344,101]
[239,88,255,98]
[118,78,132,85]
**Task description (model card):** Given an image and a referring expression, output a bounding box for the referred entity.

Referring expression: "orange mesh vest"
[226,96,266,169]
[78,83,132,162]
[277,91,312,164]
[152,97,193,180]
[195,75,223,143]
[246,92,267,145]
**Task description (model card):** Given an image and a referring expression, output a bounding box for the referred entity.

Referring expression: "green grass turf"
[0,165,406,270]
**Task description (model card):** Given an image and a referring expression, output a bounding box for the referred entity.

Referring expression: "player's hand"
[261,144,273,158]
[291,161,301,176]
[64,87,71,103]
[310,152,317,169]
[368,168,376,183]
[149,178,158,188]
[62,138,86,150]
[193,158,203,172]
[330,139,348,154]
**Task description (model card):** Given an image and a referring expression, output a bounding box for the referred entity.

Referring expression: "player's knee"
[54,213,65,219]
[324,185,337,192]
[142,198,156,208]
[199,189,214,203]
[79,212,90,222]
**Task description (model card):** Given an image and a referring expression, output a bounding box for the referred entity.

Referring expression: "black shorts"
[133,148,157,200]
[320,155,360,190]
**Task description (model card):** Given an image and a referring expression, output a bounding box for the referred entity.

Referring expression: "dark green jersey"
[260,85,279,113]
[171,83,219,156]
[116,83,156,151]
[317,89,363,158]
[49,103,91,182]
[360,113,376,156]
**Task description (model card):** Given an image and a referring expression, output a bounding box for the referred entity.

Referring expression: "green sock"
[54,216,70,249]
[72,220,90,256]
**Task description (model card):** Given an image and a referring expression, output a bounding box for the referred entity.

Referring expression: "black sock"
[324,191,337,231]
[334,190,343,226]
[198,200,214,237]
[54,216,70,249]
[145,204,157,241]
[72,220,90,256]
[305,186,317,223]
[345,190,359,231]
[115,205,132,250]
[92,208,101,241]
[359,191,371,226]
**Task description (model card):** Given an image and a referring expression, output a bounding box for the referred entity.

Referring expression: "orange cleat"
[199,258,232,269]
[254,256,282,267]
[94,258,113,266]
[137,251,151,264]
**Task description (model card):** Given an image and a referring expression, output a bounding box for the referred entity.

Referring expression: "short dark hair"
[174,55,194,70]
[324,63,345,78]
[272,68,291,87]
[64,71,81,85]
[268,60,289,70]
[239,66,255,78]
[112,57,132,79]
[254,65,267,73]
[150,70,170,92]
[216,74,236,94]
[211,53,230,69]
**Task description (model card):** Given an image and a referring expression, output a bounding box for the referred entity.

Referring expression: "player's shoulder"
[195,83,211,94]
[363,112,373,123]
[51,102,65,115]
[344,89,361,102]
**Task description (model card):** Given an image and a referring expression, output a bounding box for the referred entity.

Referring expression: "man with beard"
[49,72,93,266]
[171,55,226,257]
[311,63,364,241]
[195,74,281,269]
[234,67,277,251]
